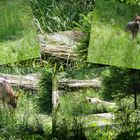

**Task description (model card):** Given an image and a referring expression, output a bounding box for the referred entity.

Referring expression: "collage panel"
[51,1,140,140]
[1,0,140,140]
[0,0,39,64]
[0,61,52,139]
[88,0,140,69]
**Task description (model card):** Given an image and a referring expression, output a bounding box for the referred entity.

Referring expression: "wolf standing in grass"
[0,78,19,108]
[126,21,140,38]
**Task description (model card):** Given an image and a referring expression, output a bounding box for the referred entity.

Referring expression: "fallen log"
[0,73,40,90]
[86,97,116,107]
[41,44,77,60]
[59,78,102,90]
[0,73,101,91]
[38,30,84,60]
[38,30,84,47]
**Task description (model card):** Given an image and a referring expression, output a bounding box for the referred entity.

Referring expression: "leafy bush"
[52,111,87,140]
[103,67,140,109]
[37,68,52,113]
[114,99,140,140]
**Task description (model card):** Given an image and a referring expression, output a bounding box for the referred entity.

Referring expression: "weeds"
[59,89,114,116]
[88,0,140,69]
[37,68,52,113]
[31,0,95,33]
[0,92,49,139]
[0,0,39,64]
[52,109,86,140]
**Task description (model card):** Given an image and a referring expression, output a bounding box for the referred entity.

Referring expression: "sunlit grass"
[59,88,114,116]
[88,0,140,69]
[0,90,52,139]
[0,0,39,64]
[31,0,95,33]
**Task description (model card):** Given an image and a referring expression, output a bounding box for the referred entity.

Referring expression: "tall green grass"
[0,59,50,74]
[37,68,52,114]
[59,89,114,116]
[31,0,95,33]
[88,0,140,69]
[0,90,51,139]
[0,1,22,41]
[0,0,39,64]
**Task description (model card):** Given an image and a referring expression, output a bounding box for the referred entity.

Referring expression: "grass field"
[88,0,140,69]
[0,0,39,64]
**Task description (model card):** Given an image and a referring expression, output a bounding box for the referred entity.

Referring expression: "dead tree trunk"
[0,73,102,92]
[41,44,77,60]
[0,73,40,90]
[59,78,102,90]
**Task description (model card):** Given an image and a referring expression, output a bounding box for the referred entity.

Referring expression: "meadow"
[88,0,140,69]
[0,0,39,64]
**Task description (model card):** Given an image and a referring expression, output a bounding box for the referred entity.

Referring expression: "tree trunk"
[134,91,137,109]
[41,44,77,60]
[59,78,102,90]
[0,73,101,91]
[52,71,60,109]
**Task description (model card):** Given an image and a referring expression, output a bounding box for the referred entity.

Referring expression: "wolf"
[0,78,19,108]
[126,21,140,38]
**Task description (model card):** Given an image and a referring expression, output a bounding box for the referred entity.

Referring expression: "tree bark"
[0,73,40,90]
[59,78,102,90]
[86,97,116,106]
[134,91,137,109]
[0,73,101,91]
[41,44,77,60]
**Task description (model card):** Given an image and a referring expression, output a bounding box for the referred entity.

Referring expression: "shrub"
[114,99,140,140]
[37,68,52,113]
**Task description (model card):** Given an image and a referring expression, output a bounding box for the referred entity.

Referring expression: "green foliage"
[31,0,95,33]
[86,126,115,140]
[52,112,86,140]
[0,0,39,64]
[0,110,18,139]
[0,60,47,74]
[0,0,24,41]
[59,89,113,116]
[0,110,47,139]
[63,67,105,80]
[114,99,140,140]
[0,91,50,139]
[103,67,140,103]
[88,0,140,69]
[37,68,52,113]
[109,0,140,5]
[75,12,94,64]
